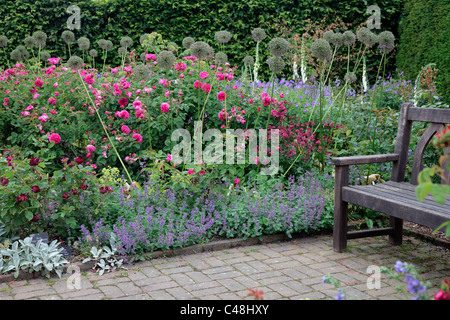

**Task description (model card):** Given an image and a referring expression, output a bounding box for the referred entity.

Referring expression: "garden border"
[0,224,447,284]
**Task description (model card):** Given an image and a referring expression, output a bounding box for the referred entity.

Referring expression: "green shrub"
[396,0,450,102]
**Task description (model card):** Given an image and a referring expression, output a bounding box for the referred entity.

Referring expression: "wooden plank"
[383,181,450,207]
[391,103,413,182]
[333,165,350,253]
[374,182,449,210]
[342,186,450,229]
[346,184,449,214]
[347,227,394,239]
[332,153,399,166]
[408,107,450,123]
[411,123,446,185]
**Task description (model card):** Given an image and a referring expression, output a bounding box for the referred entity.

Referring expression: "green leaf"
[415,182,432,202]
[430,185,447,204]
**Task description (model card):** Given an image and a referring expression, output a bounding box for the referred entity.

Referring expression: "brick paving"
[0,234,448,300]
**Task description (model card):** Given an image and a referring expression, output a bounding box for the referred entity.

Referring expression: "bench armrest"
[332,153,399,166]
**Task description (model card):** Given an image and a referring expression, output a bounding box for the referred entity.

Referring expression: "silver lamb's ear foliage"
[366,5,381,30]
[66,5,81,30]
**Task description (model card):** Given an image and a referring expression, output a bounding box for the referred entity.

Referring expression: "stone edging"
[0,232,310,284]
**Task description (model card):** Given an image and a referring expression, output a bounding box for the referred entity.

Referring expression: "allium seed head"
[268,37,290,57]
[167,42,178,51]
[323,31,335,43]
[357,27,378,47]
[61,30,75,44]
[214,52,228,65]
[156,50,176,70]
[342,31,356,46]
[0,35,8,48]
[243,55,254,67]
[311,39,332,61]
[24,36,36,48]
[214,30,232,44]
[267,57,285,74]
[32,31,47,48]
[118,46,127,56]
[40,51,50,62]
[378,31,395,54]
[251,28,266,42]
[134,64,149,80]
[10,49,23,61]
[330,32,344,48]
[120,36,133,48]
[140,34,150,45]
[77,37,90,51]
[190,41,211,60]
[67,55,84,70]
[344,71,357,84]
[89,49,98,58]
[182,37,195,49]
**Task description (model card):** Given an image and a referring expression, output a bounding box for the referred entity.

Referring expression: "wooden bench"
[332,102,450,252]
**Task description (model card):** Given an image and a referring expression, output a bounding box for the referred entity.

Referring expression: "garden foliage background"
[0,0,406,81]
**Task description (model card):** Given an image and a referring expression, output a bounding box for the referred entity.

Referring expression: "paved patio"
[0,233,448,301]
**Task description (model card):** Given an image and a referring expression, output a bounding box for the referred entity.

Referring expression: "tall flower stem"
[76,70,135,187]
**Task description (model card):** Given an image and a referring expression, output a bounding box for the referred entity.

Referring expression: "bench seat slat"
[342,183,450,230]
[371,181,449,208]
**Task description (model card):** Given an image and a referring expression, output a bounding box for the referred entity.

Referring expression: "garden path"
[0,234,448,301]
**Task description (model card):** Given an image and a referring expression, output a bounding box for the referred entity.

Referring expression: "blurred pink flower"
[48,133,61,144]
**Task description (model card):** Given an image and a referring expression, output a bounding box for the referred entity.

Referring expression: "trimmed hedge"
[396,0,450,102]
[0,0,403,81]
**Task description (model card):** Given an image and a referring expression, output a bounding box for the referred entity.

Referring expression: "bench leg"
[333,165,349,252]
[389,217,403,245]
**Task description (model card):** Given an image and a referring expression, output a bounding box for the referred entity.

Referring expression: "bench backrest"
[391,102,450,185]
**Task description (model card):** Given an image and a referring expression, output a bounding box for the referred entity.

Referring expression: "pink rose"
[121,125,131,135]
[217,91,227,101]
[161,103,170,113]
[48,133,61,144]
[132,133,143,143]
[86,144,96,153]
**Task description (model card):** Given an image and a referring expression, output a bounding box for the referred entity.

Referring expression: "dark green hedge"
[396,0,450,102]
[0,0,403,81]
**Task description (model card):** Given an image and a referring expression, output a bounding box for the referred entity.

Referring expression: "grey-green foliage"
[82,233,126,276]
[0,237,69,279]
